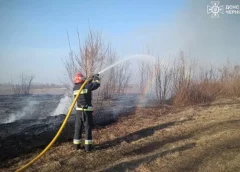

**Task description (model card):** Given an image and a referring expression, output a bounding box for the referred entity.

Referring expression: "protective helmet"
[74,73,85,84]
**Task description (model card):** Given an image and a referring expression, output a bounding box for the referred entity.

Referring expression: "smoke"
[1,99,38,124]
[129,0,240,66]
[178,0,240,65]
[51,95,71,116]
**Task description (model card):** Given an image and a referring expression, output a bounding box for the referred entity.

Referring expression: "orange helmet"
[74,73,85,84]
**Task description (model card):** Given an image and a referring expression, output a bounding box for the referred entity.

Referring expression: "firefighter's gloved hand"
[93,74,100,82]
[90,74,97,79]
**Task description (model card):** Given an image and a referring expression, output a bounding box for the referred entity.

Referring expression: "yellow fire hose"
[16,79,89,172]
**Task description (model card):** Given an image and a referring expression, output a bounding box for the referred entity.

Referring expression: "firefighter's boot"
[85,144,92,152]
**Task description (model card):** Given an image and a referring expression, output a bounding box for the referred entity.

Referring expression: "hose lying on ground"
[16,79,89,172]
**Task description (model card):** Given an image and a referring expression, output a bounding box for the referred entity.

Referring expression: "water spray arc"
[98,54,155,74]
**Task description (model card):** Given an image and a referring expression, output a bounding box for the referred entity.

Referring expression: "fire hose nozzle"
[92,73,99,78]
[88,73,100,81]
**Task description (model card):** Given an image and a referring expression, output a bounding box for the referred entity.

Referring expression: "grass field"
[1,97,240,172]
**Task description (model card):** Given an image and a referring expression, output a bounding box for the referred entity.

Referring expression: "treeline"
[139,51,240,106]
[63,29,240,106]
[31,84,64,89]
[0,74,65,95]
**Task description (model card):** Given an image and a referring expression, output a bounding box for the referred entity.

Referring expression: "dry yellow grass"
[1,98,240,172]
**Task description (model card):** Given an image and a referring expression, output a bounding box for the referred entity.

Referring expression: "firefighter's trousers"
[73,110,93,151]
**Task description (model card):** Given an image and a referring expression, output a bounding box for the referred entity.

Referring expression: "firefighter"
[73,73,100,152]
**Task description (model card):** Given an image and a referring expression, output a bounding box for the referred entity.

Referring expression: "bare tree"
[100,49,118,99]
[76,29,109,77]
[62,29,131,100]
[26,74,34,94]
[154,57,172,104]
[13,73,35,95]
[138,61,152,96]
[116,62,131,94]
[62,52,78,96]
[62,29,108,96]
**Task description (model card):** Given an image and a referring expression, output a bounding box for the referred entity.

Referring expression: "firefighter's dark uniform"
[73,77,100,151]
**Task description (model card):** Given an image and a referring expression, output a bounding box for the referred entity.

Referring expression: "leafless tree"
[13,73,35,95]
[62,29,108,96]
[138,61,152,96]
[116,62,131,94]
[76,29,109,77]
[154,57,172,104]
[62,52,78,96]
[62,29,131,100]
[100,49,118,99]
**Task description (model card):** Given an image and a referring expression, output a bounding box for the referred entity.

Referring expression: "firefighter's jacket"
[73,79,100,111]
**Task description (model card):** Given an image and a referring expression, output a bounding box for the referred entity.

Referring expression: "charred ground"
[1,97,240,172]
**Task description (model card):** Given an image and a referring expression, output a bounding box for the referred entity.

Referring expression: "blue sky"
[0,0,239,84]
[0,0,185,83]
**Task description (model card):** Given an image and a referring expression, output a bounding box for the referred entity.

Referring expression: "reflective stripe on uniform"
[85,140,92,145]
[76,106,93,111]
[73,89,88,96]
[73,139,81,144]
[93,80,100,83]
